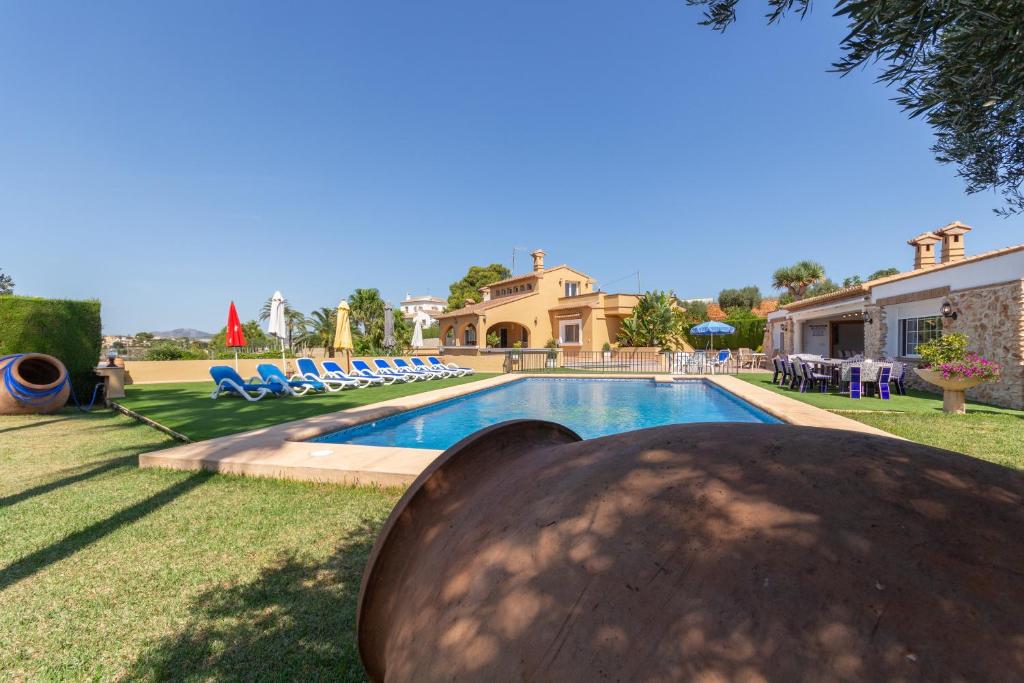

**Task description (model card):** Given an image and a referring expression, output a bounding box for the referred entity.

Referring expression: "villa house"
[437,250,640,354]
[765,222,1024,409]
[399,294,446,327]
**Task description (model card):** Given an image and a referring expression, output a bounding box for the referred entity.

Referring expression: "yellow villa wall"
[441,267,637,354]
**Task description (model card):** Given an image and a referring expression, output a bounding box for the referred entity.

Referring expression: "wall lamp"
[940,301,958,320]
[864,313,873,324]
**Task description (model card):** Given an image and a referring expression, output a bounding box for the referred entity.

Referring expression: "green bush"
[145,342,207,361]
[0,295,102,402]
[917,332,968,366]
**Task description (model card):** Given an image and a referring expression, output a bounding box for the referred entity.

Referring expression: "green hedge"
[0,295,102,402]
[685,318,766,351]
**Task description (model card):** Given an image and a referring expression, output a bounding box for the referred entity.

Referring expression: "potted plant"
[545,338,559,369]
[602,342,612,362]
[486,333,501,349]
[511,340,522,361]
[913,333,1000,414]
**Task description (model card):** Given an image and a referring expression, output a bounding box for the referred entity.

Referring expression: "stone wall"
[898,279,1024,410]
[863,304,886,359]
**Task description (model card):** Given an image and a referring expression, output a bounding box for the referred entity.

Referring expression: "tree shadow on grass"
[0,454,137,508]
[129,522,379,683]
[0,472,213,592]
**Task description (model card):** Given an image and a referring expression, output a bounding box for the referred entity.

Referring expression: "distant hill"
[151,328,214,340]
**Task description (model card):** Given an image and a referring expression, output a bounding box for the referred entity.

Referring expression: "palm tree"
[297,307,338,357]
[771,261,826,300]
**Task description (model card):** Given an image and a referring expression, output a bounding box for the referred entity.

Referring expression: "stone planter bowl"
[357,420,1024,682]
[913,367,985,392]
[0,353,71,415]
[913,367,987,413]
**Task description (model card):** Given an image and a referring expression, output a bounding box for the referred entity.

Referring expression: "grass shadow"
[0,471,213,592]
[129,521,378,682]
[0,454,137,509]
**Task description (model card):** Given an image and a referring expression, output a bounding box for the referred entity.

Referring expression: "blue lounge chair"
[375,358,427,381]
[352,359,410,384]
[257,363,322,396]
[296,357,359,391]
[321,360,384,388]
[428,355,474,376]
[410,356,454,378]
[209,365,275,401]
[392,357,441,379]
[709,349,731,374]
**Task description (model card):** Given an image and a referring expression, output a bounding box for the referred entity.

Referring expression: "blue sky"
[2,1,1021,334]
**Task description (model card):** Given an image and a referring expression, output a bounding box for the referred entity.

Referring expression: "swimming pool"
[311,378,780,450]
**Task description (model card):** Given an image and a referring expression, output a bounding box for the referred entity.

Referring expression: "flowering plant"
[928,353,1001,382]
[917,333,1000,382]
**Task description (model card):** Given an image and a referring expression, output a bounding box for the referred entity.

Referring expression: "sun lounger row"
[209,356,474,401]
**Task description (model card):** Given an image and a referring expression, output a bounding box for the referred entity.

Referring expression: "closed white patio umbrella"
[267,290,288,370]
[411,316,424,350]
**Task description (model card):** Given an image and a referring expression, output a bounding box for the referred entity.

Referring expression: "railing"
[506,350,740,375]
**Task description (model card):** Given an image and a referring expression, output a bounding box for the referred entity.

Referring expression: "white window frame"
[899,315,942,357]
[559,319,582,346]
[564,281,579,297]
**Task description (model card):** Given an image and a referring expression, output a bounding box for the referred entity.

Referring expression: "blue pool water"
[311,378,780,450]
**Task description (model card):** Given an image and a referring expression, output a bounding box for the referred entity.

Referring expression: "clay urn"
[358,420,1024,682]
[0,353,71,415]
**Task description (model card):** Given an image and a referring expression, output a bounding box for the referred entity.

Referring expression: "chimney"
[935,221,971,263]
[531,249,546,273]
[908,232,941,270]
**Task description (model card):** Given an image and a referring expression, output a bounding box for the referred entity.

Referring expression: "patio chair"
[352,359,410,384]
[209,365,274,401]
[788,360,801,390]
[875,365,892,400]
[890,361,907,396]
[427,356,475,376]
[374,358,425,382]
[321,360,384,388]
[737,348,754,369]
[410,356,454,378]
[849,366,862,399]
[257,363,323,396]
[296,357,360,391]
[391,357,439,380]
[771,357,783,384]
[709,349,731,374]
[803,361,831,393]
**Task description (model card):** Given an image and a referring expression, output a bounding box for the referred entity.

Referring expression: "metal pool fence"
[505,350,738,375]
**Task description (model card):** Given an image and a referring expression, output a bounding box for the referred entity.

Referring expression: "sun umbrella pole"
[234,349,239,371]
[280,337,286,374]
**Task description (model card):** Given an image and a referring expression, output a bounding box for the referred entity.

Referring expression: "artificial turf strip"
[735,373,1024,470]
[117,373,499,442]
[0,411,397,681]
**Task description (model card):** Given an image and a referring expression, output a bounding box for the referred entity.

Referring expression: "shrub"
[145,342,207,361]
[917,332,968,366]
[0,295,101,401]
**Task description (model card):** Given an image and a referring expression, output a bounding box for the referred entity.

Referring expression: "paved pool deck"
[138,373,895,486]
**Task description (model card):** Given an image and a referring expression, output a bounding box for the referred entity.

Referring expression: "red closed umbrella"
[225,301,247,369]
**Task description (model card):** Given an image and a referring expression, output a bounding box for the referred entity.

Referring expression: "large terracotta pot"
[358,421,1024,682]
[914,367,985,414]
[0,353,71,415]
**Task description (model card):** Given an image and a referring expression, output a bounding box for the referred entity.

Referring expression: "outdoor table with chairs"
[770,354,906,400]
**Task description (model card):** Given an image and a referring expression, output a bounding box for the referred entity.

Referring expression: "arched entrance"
[486,322,530,348]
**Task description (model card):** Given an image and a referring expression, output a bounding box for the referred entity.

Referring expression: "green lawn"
[735,373,1024,470]
[0,410,396,681]
[117,373,498,441]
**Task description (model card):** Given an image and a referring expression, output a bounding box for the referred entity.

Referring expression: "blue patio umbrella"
[689,321,736,350]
